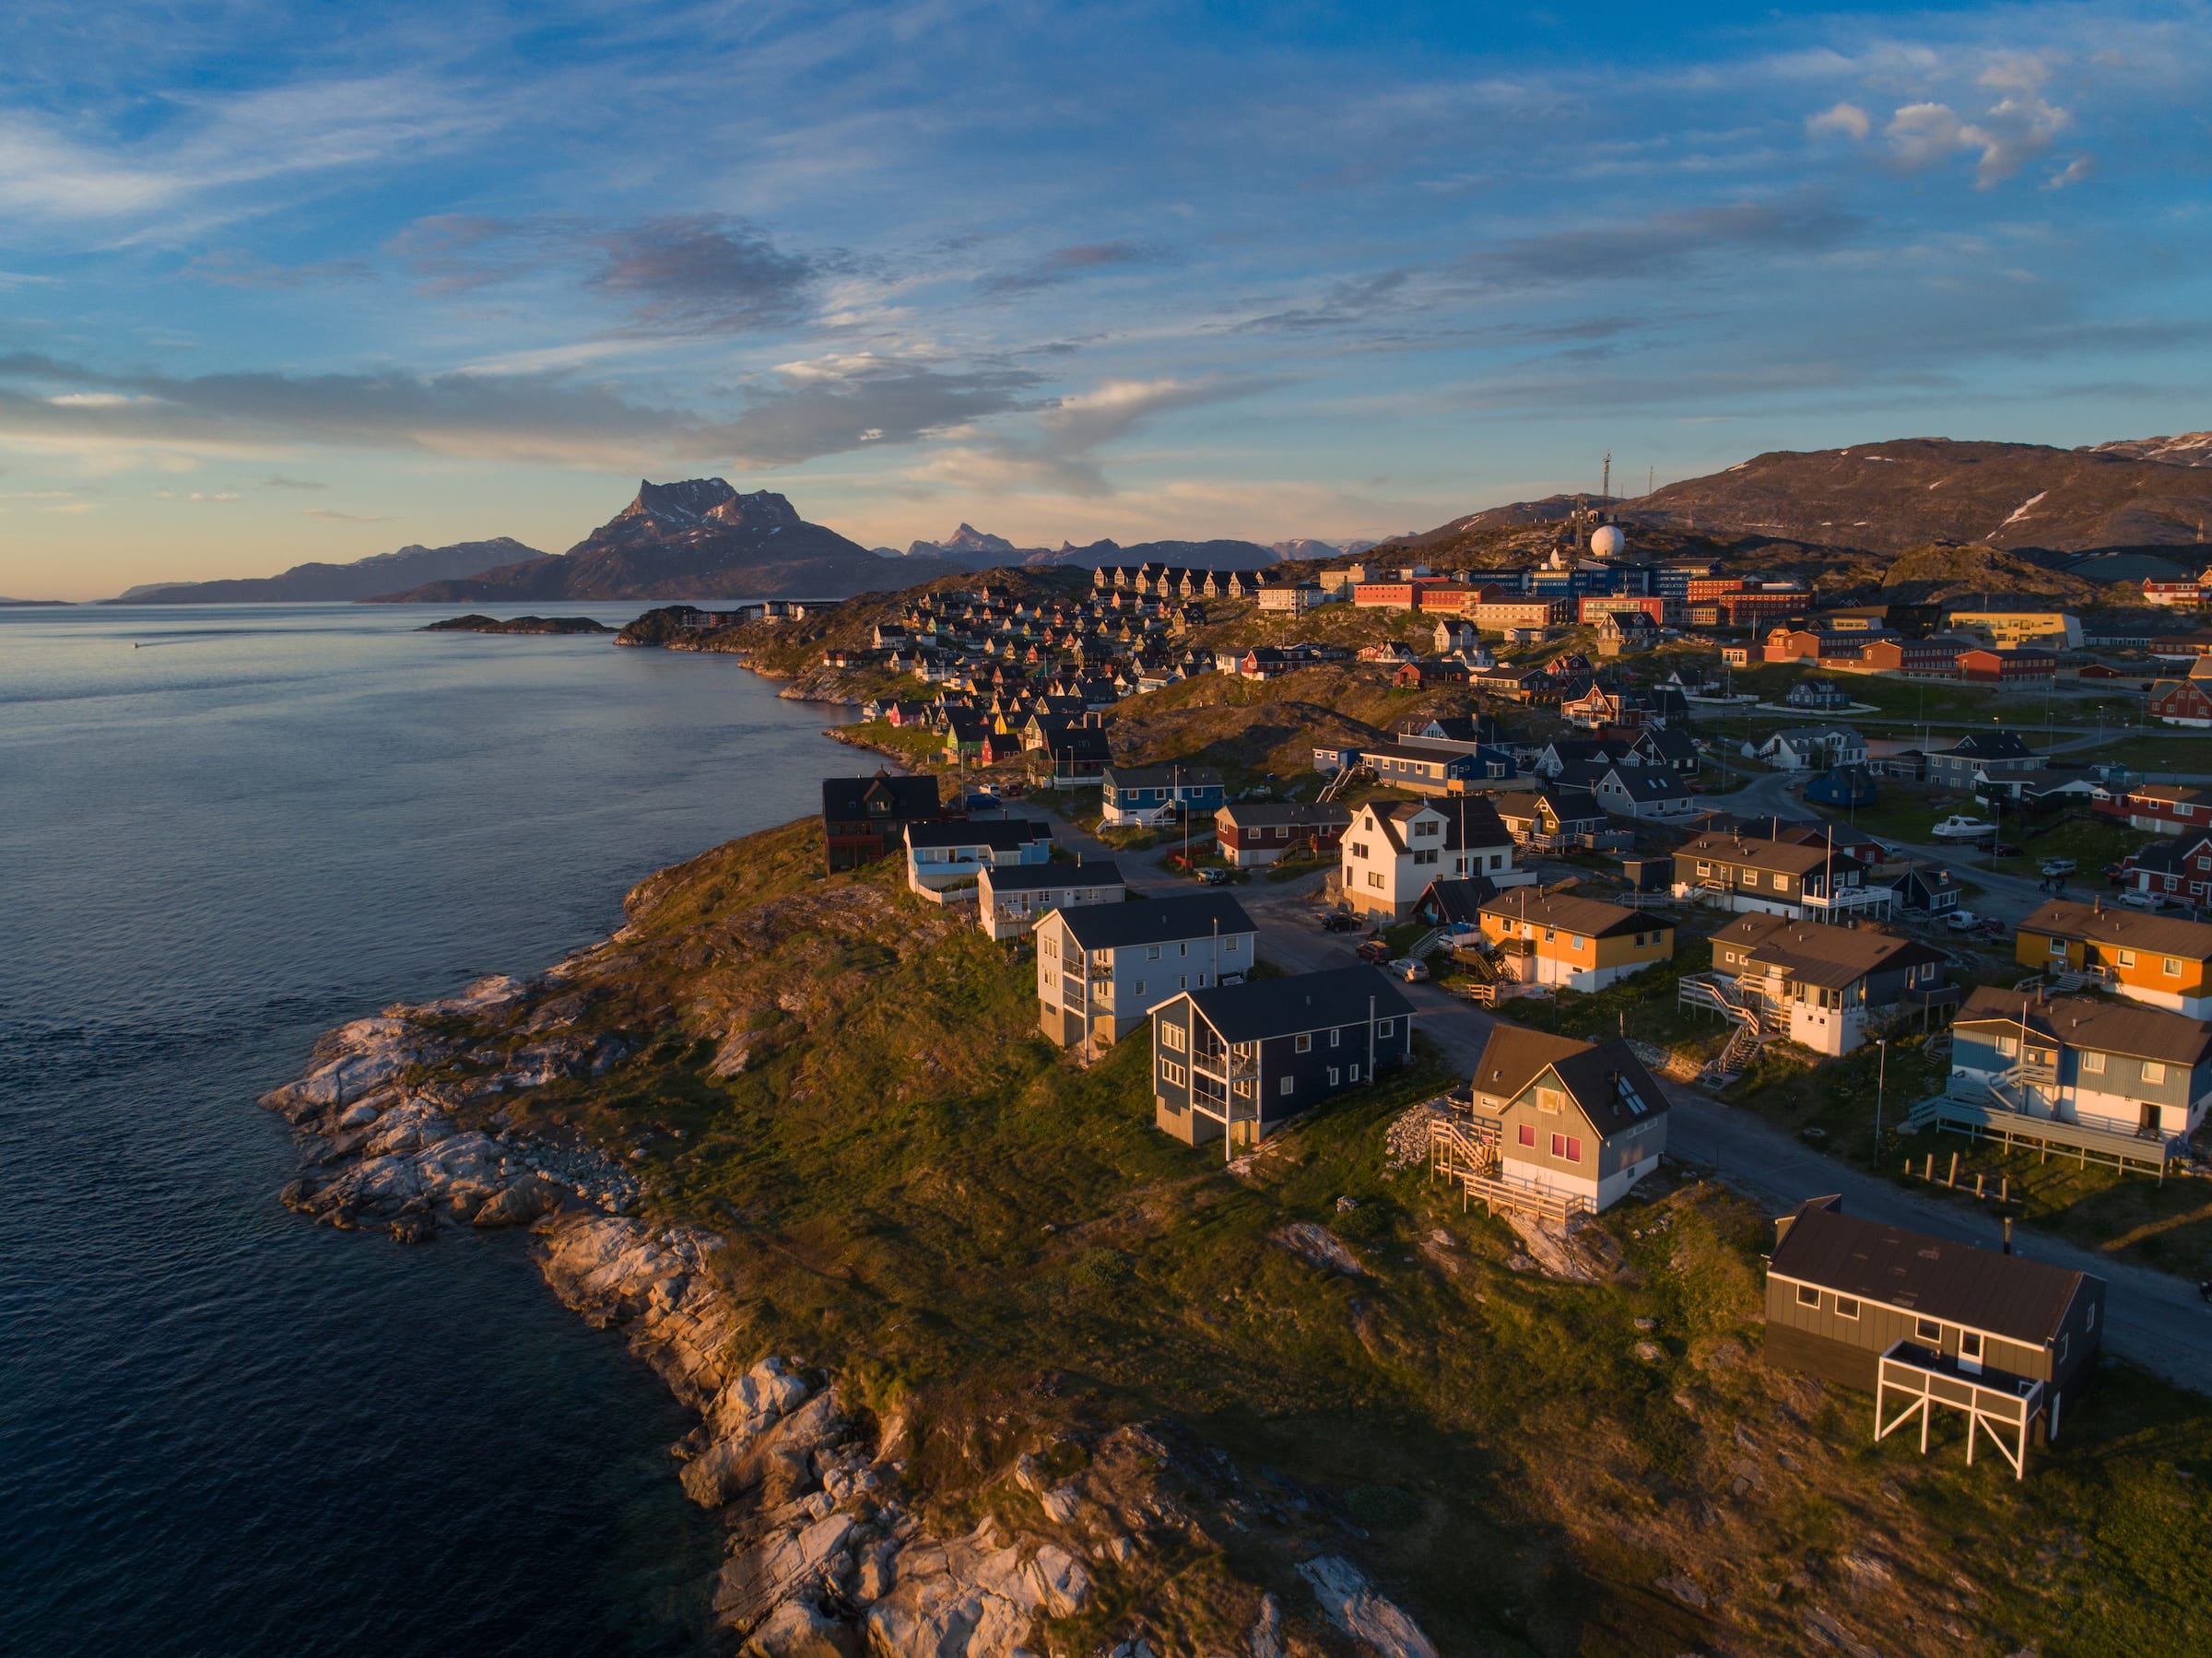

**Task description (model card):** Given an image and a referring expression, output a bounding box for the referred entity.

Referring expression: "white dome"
[1590,524,1627,558]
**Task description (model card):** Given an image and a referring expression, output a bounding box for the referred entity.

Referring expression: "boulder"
[473,1176,560,1228]
[714,1512,857,1629]
[1296,1556,1438,1658]
[741,1599,862,1658]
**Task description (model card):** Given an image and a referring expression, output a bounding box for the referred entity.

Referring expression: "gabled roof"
[1174,965,1413,1044]
[1469,1025,1670,1139]
[1937,729,2036,759]
[1216,801,1353,830]
[1354,795,1512,853]
[981,859,1125,893]
[1053,892,1256,949]
[1477,887,1649,940]
[1954,985,2212,1066]
[1676,831,1865,878]
[1633,726,1700,760]
[1712,913,1943,987]
[1103,764,1223,789]
[2019,899,2212,960]
[1414,876,1500,924]
[906,818,1053,853]
[1771,1196,2093,1346]
[821,770,941,820]
[1594,765,1694,802]
[1492,784,1606,825]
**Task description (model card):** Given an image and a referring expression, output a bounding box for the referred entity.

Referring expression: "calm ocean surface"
[0,604,858,1656]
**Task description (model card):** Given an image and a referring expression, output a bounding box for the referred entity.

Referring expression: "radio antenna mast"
[1602,452,1611,503]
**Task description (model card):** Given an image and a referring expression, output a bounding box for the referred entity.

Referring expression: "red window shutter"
[1518,1123,1535,1147]
[1567,1136,1583,1162]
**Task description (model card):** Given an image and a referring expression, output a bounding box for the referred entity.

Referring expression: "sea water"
[0,604,860,1655]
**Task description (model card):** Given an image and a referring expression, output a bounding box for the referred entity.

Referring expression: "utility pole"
[1873,1036,1888,1156]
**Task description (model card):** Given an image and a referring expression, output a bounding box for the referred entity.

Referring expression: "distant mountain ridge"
[107,538,547,604]
[894,523,1287,571]
[373,479,962,604]
[1383,434,2212,559]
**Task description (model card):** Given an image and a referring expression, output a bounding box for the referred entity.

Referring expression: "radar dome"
[1590,524,1627,559]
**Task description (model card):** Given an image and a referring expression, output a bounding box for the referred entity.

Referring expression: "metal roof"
[2020,899,2212,961]
[1770,1197,2094,1346]
[1053,892,1256,950]
[1175,965,1414,1044]
[1953,985,2212,1066]
[1477,887,1651,939]
[1712,913,1942,987]
[981,859,1125,893]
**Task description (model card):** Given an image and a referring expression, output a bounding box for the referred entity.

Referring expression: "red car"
[1355,939,1393,964]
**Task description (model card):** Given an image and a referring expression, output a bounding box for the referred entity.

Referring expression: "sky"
[2,0,2209,600]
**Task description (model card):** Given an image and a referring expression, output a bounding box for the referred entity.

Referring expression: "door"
[1959,1331,1984,1376]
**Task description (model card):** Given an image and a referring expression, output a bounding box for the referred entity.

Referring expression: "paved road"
[1047,805,2212,1392]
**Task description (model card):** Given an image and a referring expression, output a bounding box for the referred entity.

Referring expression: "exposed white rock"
[1296,1555,1438,1658]
[865,1523,1092,1657]
[1245,1592,1285,1658]
[741,1597,860,1658]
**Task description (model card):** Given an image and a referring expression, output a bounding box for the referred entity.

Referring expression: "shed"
[1805,765,1878,808]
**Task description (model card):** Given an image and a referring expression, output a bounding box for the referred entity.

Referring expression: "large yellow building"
[1944,608,2083,650]
[1476,888,1674,992]
[2016,900,2212,1018]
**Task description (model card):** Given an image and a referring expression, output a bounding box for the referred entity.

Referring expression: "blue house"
[1806,765,1878,809]
[1100,764,1226,827]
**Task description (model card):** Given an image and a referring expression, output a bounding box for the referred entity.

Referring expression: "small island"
[419,614,613,635]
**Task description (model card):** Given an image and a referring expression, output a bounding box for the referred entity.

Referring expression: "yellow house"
[2016,900,2212,1018]
[1944,608,2084,650]
[1475,888,1674,992]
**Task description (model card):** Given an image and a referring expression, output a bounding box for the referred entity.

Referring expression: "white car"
[1390,958,1430,982]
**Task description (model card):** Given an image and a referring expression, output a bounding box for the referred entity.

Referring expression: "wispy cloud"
[304,507,391,522]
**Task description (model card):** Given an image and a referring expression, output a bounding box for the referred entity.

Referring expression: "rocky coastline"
[260,938,1436,1657]
[420,614,615,635]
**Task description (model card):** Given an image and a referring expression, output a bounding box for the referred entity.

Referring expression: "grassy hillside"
[402,819,2212,1657]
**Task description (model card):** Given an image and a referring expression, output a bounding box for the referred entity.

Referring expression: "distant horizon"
[4,2,2210,600]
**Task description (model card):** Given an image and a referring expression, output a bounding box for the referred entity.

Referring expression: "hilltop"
[377,480,965,604]
[108,537,547,605]
[261,817,2212,1657]
[1877,543,2104,607]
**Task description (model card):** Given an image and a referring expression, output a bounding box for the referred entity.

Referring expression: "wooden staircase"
[1428,1111,1589,1222]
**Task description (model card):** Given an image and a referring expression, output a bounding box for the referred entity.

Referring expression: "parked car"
[1321,911,1359,933]
[1196,866,1230,885]
[2040,858,2078,877]
[1979,841,2023,858]
[1356,939,1394,964]
[1946,911,1979,932]
[2120,890,2170,911]
[1391,958,1430,982]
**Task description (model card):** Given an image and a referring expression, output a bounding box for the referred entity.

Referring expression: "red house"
[2149,677,2212,727]
[1394,660,1470,688]
[1957,646,2057,686]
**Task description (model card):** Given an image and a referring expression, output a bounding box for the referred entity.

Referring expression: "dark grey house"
[1764,1195,2104,1476]
[1925,730,2042,791]
[1150,966,1414,1148]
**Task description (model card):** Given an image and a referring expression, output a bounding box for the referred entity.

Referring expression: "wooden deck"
[1904,1091,2182,1178]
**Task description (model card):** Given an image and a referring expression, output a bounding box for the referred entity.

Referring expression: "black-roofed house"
[1446,1024,1670,1215]
[1763,1195,2104,1476]
[1100,764,1226,827]
[1149,966,1415,1148]
[1339,795,1520,923]
[1035,893,1259,1050]
[977,859,1127,941]
[821,770,947,874]
[903,817,1055,897]
[1214,800,1353,867]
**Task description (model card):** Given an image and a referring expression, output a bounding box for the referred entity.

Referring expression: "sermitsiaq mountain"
[106,538,547,604]
[374,480,959,603]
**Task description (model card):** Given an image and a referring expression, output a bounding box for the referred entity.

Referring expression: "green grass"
[416,817,2212,1656]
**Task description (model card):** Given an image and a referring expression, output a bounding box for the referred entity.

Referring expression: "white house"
[1036,893,1258,1050]
[1581,762,1700,823]
[1339,796,1524,923]
[1759,726,1867,772]
[904,819,1055,896]
[977,860,1126,940]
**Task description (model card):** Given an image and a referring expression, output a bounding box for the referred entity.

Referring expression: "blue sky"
[3,0,2209,598]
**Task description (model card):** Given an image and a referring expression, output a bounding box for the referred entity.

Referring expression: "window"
[1327,1067,1340,1086]
[1042,936,1057,959]
[1376,1019,1394,1036]
[1177,976,1188,991]
[1835,1297,1861,1321]
[1179,942,1189,958]
[1517,1123,1536,1147]
[1330,1029,1341,1048]
[1042,971,1056,990]
[1161,1061,1187,1087]
[1413,819,1440,837]
[2048,936,2067,957]
[1368,872,1384,889]
[1549,1133,1583,1162]
[2057,1333,2069,1363]
[1796,1284,1821,1308]
[1414,849,1439,866]
[1915,1317,1942,1344]
[1489,853,1504,871]
[1996,1035,2018,1057]
[1571,935,1586,951]
[2118,949,2136,969]
[1347,1063,1360,1081]
[1133,980,1145,995]
[2081,1051,2105,1075]
[2167,957,2184,977]
[1162,1023,1187,1052]
[1350,841,1369,860]
[1147,945,1161,960]
[1224,935,1240,953]
[2144,1061,2167,1085]
[2088,1303,2097,1331]
[1294,1033,1312,1053]
[1696,862,1712,877]
[1535,1087,1564,1114]
[1959,1332,1984,1370]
